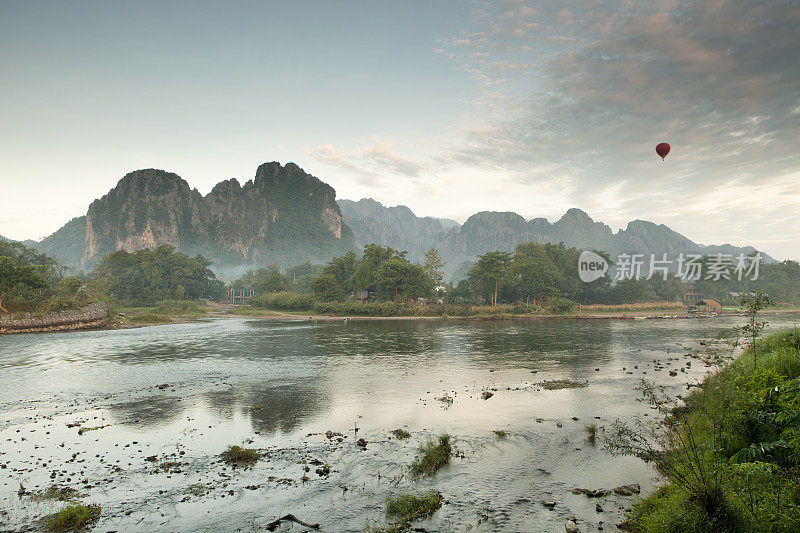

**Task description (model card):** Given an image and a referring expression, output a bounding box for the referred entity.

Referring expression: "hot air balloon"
[656,142,670,160]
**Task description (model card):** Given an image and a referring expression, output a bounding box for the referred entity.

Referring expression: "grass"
[409,434,452,479]
[493,429,508,438]
[220,445,259,467]
[121,299,208,324]
[41,503,101,532]
[385,490,443,523]
[31,485,81,502]
[391,428,411,440]
[585,424,597,444]
[539,379,588,390]
[616,329,800,531]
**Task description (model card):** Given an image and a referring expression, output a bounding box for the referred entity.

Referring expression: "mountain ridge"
[8,162,772,280]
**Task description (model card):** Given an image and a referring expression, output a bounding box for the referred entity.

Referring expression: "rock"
[542,500,556,508]
[669,370,678,377]
[565,520,580,533]
[481,391,494,400]
[614,483,640,496]
[556,422,563,428]
[356,438,367,448]
[595,503,603,512]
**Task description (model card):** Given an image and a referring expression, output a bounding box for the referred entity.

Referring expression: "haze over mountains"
[17,161,769,279]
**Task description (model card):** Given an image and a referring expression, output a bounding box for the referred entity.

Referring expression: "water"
[1,315,797,531]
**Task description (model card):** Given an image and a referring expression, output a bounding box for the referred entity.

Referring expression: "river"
[2,314,798,531]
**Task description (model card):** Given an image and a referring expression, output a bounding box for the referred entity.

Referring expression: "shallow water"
[1,315,798,532]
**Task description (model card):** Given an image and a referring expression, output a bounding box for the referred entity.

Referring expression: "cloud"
[434,0,800,259]
[306,137,427,186]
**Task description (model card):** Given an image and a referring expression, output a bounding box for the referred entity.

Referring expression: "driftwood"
[265,513,320,531]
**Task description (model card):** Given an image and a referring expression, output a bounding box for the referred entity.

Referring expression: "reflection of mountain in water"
[204,383,326,435]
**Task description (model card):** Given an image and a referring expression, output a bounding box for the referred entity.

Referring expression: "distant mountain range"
[4,161,771,280]
[338,199,771,279]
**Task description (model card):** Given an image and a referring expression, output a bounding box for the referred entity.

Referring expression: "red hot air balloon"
[656,142,670,160]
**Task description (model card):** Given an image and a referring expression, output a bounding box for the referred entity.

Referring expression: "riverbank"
[617,329,800,531]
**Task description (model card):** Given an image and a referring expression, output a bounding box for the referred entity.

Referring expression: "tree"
[375,258,430,301]
[250,263,286,293]
[740,290,774,369]
[0,257,48,312]
[423,248,445,289]
[352,244,402,294]
[468,251,512,306]
[511,242,559,304]
[310,272,343,301]
[90,245,223,304]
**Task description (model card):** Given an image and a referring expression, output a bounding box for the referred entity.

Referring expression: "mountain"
[337,198,458,262]
[35,162,354,275]
[338,201,771,280]
[439,209,771,279]
[18,163,771,281]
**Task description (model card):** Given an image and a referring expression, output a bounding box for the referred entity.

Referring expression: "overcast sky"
[1,1,798,260]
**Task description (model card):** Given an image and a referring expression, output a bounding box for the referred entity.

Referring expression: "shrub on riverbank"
[249,291,314,310]
[220,445,259,467]
[615,329,800,531]
[410,434,453,479]
[41,503,101,532]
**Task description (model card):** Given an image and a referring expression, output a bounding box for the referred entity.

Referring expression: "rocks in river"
[565,519,581,533]
[543,500,556,508]
[356,438,367,449]
[669,370,678,377]
[315,465,330,476]
[573,488,609,498]
[614,483,641,496]
[481,391,494,400]
[556,422,563,428]
[325,430,342,439]
[595,503,604,512]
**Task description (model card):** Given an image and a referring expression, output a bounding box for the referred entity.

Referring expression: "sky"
[1,1,799,260]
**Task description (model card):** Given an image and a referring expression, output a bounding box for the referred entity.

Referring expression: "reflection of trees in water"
[108,395,186,428]
[203,383,326,435]
[457,320,614,369]
[313,321,444,357]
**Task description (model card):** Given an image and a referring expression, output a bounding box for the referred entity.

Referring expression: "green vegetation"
[220,445,259,467]
[391,428,411,440]
[91,244,223,305]
[121,300,209,324]
[385,490,443,523]
[409,434,452,479]
[585,424,597,444]
[539,379,588,390]
[608,329,800,531]
[493,429,508,438]
[41,503,101,532]
[32,485,82,503]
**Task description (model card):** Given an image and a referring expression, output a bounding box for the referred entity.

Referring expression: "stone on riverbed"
[565,519,581,533]
[614,483,640,496]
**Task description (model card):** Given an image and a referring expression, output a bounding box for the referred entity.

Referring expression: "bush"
[220,445,259,467]
[249,291,314,311]
[41,503,101,532]
[614,329,800,531]
[547,297,576,314]
[314,300,400,316]
[385,491,443,523]
[410,434,452,479]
